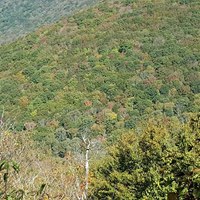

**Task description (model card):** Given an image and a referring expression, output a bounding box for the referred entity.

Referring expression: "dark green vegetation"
[0,0,200,198]
[0,0,100,44]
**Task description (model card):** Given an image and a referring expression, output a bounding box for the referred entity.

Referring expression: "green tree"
[89,115,200,199]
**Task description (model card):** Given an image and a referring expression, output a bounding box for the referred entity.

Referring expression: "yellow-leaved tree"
[89,115,200,199]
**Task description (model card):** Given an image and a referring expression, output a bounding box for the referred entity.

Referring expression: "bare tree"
[82,136,91,200]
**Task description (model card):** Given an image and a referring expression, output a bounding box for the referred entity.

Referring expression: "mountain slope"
[0,0,100,44]
[0,0,199,150]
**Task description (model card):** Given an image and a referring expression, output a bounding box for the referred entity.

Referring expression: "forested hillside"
[0,0,100,44]
[0,0,200,199]
[0,0,199,147]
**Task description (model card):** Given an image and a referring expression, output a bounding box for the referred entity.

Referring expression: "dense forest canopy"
[0,0,100,44]
[0,0,199,150]
[0,0,199,199]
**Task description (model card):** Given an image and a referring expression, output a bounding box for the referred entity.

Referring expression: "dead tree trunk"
[82,136,91,200]
[85,140,90,199]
